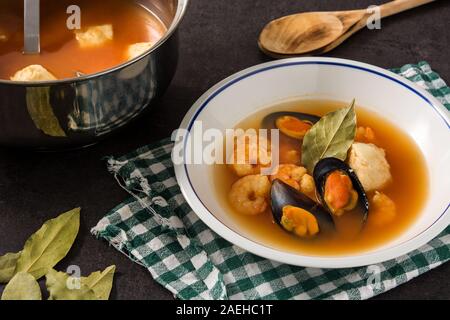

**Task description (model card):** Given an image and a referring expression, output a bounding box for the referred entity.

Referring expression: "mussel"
[262,112,320,140]
[271,179,335,238]
[313,158,369,222]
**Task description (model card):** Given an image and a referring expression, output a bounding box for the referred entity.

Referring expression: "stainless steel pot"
[0,0,188,149]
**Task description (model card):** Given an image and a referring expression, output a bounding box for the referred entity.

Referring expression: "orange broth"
[0,0,167,80]
[214,100,428,255]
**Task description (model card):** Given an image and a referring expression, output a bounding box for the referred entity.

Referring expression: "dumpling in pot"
[75,24,113,48]
[126,42,154,60]
[348,142,392,192]
[10,65,57,81]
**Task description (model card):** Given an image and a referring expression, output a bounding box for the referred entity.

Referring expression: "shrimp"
[368,191,397,227]
[355,126,377,144]
[279,147,301,165]
[284,149,301,165]
[300,174,316,195]
[270,164,315,195]
[229,133,272,177]
[229,175,271,215]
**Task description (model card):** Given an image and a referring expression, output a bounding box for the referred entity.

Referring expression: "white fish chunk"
[10,65,57,81]
[348,142,392,192]
[127,42,154,60]
[75,24,113,48]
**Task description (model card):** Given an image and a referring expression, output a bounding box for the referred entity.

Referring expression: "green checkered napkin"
[92,62,450,300]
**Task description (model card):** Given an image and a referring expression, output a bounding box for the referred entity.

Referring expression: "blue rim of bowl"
[182,59,450,259]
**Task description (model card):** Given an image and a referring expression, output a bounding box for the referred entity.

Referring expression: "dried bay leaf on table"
[81,265,116,300]
[302,100,357,173]
[0,252,21,283]
[46,269,97,300]
[45,266,116,301]
[14,208,80,280]
[1,272,42,300]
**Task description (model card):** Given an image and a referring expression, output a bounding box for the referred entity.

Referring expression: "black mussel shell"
[271,179,335,233]
[262,112,320,138]
[313,157,369,222]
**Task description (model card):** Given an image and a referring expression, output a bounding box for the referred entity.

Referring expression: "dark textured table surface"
[1,0,449,300]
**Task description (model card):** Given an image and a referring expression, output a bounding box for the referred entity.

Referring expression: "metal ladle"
[24,0,40,54]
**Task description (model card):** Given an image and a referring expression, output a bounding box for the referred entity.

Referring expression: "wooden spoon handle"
[320,0,436,54]
[380,0,437,18]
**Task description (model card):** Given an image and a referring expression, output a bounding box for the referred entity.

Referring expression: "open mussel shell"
[271,179,335,232]
[313,157,369,222]
[262,112,320,140]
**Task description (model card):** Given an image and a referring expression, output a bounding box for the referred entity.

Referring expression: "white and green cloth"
[92,62,450,300]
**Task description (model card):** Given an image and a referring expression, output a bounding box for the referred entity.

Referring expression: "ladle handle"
[380,0,437,19]
[24,0,40,54]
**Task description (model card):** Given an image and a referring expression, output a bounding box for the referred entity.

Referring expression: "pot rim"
[0,0,189,87]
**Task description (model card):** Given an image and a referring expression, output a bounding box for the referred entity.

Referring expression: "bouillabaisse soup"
[0,0,166,80]
[215,100,428,255]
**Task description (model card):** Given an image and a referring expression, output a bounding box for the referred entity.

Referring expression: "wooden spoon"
[259,0,436,58]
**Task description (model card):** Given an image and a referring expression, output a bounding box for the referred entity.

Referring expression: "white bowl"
[174,57,450,268]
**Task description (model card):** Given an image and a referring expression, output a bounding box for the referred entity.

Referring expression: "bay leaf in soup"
[1,272,42,300]
[45,269,97,300]
[14,208,80,280]
[302,100,356,173]
[0,252,21,284]
[81,265,116,300]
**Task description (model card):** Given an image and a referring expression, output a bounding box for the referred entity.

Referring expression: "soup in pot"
[0,0,167,81]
